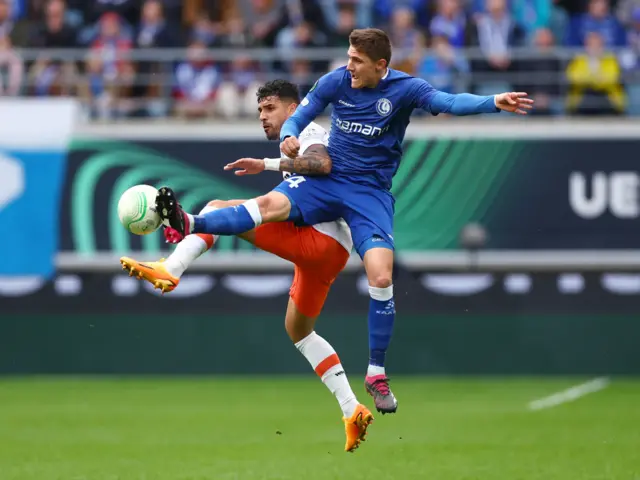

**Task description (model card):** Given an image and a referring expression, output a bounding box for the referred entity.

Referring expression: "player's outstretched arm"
[224,144,332,176]
[411,78,533,116]
[431,91,534,116]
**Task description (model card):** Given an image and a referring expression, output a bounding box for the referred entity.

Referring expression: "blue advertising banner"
[0,99,77,278]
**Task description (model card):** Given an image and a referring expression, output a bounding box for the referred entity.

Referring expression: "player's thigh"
[253,222,304,264]
[341,191,395,259]
[289,265,334,319]
[272,175,340,225]
[293,225,351,267]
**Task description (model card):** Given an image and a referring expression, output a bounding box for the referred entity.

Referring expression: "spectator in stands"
[190,12,217,46]
[328,3,356,47]
[86,0,139,27]
[90,12,133,81]
[0,34,22,95]
[290,56,315,95]
[0,0,13,38]
[319,0,373,32]
[467,0,525,86]
[565,0,626,47]
[417,34,469,93]
[79,51,110,118]
[276,21,328,74]
[511,0,552,41]
[85,12,135,118]
[173,39,221,119]
[77,0,136,46]
[27,0,83,28]
[216,54,262,118]
[218,16,255,48]
[388,6,423,75]
[237,0,286,47]
[213,15,261,119]
[373,0,444,29]
[29,0,77,47]
[136,0,176,48]
[183,0,236,38]
[617,0,640,25]
[429,0,468,48]
[566,31,625,115]
[627,6,640,51]
[515,27,562,115]
[132,0,179,117]
[27,0,78,97]
[619,7,640,74]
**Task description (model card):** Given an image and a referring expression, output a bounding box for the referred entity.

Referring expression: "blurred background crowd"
[0,0,638,119]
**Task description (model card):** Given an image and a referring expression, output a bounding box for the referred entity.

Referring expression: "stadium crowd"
[0,0,638,119]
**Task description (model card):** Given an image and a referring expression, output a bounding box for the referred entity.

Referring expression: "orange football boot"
[343,403,374,452]
[120,257,179,294]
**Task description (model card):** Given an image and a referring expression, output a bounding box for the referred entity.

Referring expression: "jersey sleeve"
[408,77,500,116]
[280,71,339,142]
[298,123,329,154]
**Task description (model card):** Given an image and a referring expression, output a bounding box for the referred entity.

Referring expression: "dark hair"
[256,80,301,104]
[349,28,392,67]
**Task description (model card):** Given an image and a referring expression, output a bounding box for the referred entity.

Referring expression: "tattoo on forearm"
[279,145,332,175]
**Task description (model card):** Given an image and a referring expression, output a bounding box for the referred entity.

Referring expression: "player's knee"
[285,321,312,343]
[256,192,291,222]
[369,274,392,289]
[206,199,226,209]
[285,315,314,343]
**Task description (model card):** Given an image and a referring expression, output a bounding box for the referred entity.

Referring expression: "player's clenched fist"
[280,136,300,158]
[224,158,265,175]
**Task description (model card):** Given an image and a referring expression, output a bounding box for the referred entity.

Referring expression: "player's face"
[346,46,386,88]
[258,96,294,140]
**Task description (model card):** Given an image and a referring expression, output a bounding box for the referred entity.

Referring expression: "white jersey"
[280,122,353,254]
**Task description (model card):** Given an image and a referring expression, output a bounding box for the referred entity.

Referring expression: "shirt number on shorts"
[285,176,306,188]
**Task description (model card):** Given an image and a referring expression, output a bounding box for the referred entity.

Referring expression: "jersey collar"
[381,68,389,80]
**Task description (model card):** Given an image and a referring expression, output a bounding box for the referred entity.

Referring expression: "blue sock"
[368,285,395,370]
[193,201,260,235]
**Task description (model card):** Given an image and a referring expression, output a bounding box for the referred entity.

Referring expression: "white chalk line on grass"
[528,377,611,411]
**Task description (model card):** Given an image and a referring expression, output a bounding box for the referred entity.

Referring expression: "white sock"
[242,199,263,227]
[295,331,359,418]
[165,205,219,278]
[186,213,195,233]
[367,365,386,377]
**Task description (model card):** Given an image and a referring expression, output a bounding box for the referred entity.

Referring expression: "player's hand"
[494,92,534,115]
[224,158,265,176]
[280,136,300,158]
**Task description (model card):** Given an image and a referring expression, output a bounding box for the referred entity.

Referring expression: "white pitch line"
[528,377,611,411]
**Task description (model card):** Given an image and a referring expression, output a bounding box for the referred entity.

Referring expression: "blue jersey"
[281,67,499,190]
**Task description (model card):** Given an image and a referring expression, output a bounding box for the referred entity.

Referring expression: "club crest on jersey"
[376,98,392,117]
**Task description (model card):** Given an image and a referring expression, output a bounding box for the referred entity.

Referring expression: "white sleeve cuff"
[263,158,281,171]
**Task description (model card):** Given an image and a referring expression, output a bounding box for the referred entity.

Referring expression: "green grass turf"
[0,377,638,480]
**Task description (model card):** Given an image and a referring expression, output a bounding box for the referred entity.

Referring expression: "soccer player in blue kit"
[155,28,533,414]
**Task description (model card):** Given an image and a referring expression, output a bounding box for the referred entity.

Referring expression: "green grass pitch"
[0,377,638,480]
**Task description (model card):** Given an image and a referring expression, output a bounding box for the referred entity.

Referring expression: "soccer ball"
[117,184,162,235]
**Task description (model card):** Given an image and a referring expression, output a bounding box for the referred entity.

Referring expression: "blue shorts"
[273,175,395,258]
